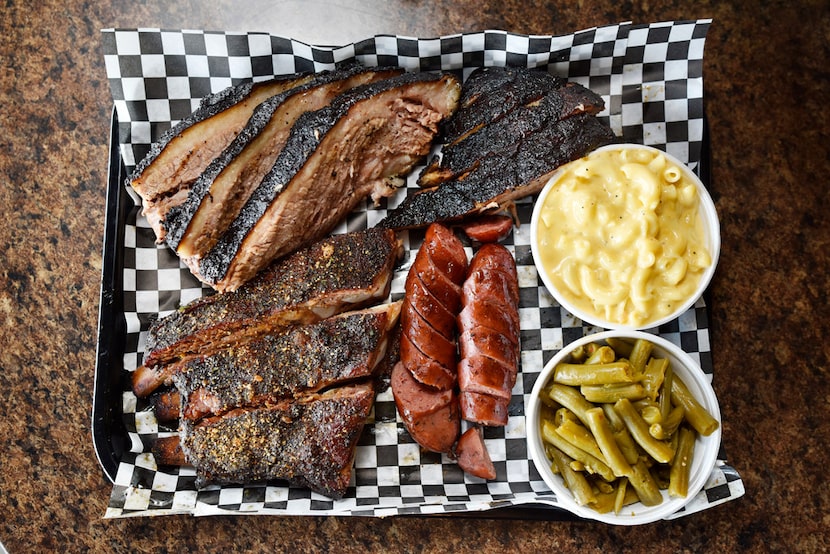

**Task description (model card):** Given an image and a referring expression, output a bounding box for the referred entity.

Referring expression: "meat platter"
[94,21,745,518]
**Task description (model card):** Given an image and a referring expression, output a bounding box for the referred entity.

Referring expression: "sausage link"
[456,243,520,426]
[391,362,460,453]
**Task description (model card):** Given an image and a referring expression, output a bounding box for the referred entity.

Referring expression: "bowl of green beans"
[526,330,721,524]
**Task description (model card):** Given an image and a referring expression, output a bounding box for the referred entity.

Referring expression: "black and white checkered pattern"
[100,20,744,519]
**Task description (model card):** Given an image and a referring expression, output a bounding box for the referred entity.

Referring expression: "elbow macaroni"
[535,147,712,327]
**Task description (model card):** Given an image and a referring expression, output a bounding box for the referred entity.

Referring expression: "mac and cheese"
[535,147,712,327]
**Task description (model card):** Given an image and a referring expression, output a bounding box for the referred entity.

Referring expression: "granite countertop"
[1,1,827,552]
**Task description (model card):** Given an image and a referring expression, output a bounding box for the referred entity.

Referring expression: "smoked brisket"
[129,73,314,242]
[195,71,461,291]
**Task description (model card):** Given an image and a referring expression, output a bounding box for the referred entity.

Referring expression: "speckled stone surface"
[1,1,828,552]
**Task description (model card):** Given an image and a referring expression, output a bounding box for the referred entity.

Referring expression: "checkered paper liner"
[100,20,745,518]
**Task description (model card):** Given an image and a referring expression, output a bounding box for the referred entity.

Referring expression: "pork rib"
[171,302,401,421]
[138,228,403,374]
[180,383,375,498]
[196,71,461,292]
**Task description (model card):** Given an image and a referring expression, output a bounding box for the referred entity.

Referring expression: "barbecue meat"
[377,66,616,230]
[378,113,616,230]
[130,73,314,242]
[195,71,461,292]
[164,65,402,259]
[180,383,375,498]
[171,302,401,422]
[138,228,403,375]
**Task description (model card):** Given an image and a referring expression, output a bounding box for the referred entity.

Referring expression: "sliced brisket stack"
[378,65,617,230]
[129,66,461,292]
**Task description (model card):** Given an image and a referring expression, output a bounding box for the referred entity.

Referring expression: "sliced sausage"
[399,333,456,391]
[391,362,460,453]
[406,273,457,340]
[455,426,497,480]
[409,249,463,315]
[422,222,469,283]
[457,214,514,244]
[457,243,520,426]
[459,391,510,427]
[457,356,515,400]
[457,299,519,345]
[400,302,458,379]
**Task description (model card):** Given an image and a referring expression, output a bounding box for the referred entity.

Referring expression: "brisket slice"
[170,301,402,422]
[164,65,403,259]
[438,66,566,149]
[377,113,617,230]
[419,82,606,187]
[195,71,461,292]
[179,383,375,498]
[139,228,403,372]
[130,73,314,242]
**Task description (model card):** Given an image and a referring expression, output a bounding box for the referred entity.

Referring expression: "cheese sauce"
[536,147,712,327]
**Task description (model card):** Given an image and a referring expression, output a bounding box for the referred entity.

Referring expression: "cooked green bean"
[581,382,646,403]
[613,398,675,464]
[627,459,664,507]
[555,418,605,462]
[613,477,629,514]
[585,345,617,365]
[628,338,654,374]
[641,356,669,401]
[548,445,597,506]
[659,363,675,421]
[669,426,696,498]
[671,375,720,436]
[650,405,685,440]
[545,383,595,427]
[585,407,633,478]
[554,360,634,386]
[602,403,642,464]
[605,337,634,358]
[541,420,615,481]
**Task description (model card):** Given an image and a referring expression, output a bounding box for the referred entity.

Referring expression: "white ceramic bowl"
[526,330,722,525]
[530,144,720,330]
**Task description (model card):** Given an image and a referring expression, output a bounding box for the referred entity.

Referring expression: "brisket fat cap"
[163,65,404,259]
[193,71,461,292]
[130,73,315,242]
[141,228,403,370]
[180,383,375,499]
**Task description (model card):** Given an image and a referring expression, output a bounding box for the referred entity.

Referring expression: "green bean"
[585,407,633,478]
[659,363,675,422]
[585,345,617,365]
[555,418,605,462]
[650,405,685,440]
[628,338,654,374]
[639,403,663,426]
[627,459,664,507]
[605,337,634,358]
[581,383,646,403]
[548,445,597,507]
[541,420,615,481]
[554,360,634,386]
[641,356,669,401]
[545,383,595,428]
[671,375,720,436]
[613,398,675,464]
[613,477,629,514]
[669,426,696,498]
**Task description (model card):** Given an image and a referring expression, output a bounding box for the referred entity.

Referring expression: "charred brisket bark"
[129,73,314,242]
[138,228,403,374]
[195,71,461,292]
[163,65,403,258]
